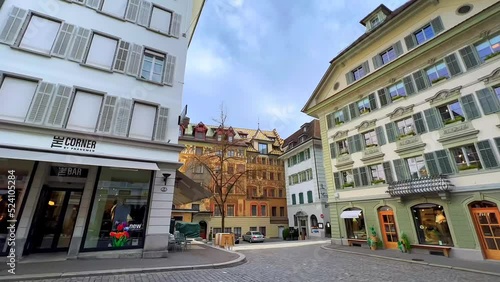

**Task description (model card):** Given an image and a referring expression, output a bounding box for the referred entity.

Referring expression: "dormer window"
[228,136,233,142]
[303,127,307,132]
[217,134,222,142]
[195,131,205,139]
[258,143,268,154]
[299,136,306,143]
[370,16,380,28]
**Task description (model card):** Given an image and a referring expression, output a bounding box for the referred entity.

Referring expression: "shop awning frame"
[340,210,362,219]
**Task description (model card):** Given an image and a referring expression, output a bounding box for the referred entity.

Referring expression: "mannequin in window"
[435,210,451,244]
[111,197,131,229]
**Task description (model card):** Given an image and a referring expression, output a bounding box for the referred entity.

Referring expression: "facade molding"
[386,104,415,120]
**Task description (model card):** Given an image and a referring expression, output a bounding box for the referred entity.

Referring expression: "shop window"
[259,226,266,236]
[343,208,366,239]
[411,204,453,246]
[83,168,151,250]
[310,215,318,228]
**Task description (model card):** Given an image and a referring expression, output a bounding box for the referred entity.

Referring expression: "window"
[268,189,274,197]
[251,205,257,216]
[310,215,318,227]
[85,34,118,70]
[307,191,313,203]
[426,61,450,84]
[343,208,365,239]
[474,34,500,62]
[217,134,222,142]
[415,25,435,45]
[259,227,266,236]
[341,170,354,188]
[298,193,304,204]
[214,205,221,216]
[66,91,103,132]
[437,101,464,124]
[269,172,274,180]
[213,228,222,234]
[100,0,128,18]
[227,165,234,175]
[271,207,277,217]
[380,47,396,64]
[352,65,365,81]
[228,136,233,142]
[337,139,348,155]
[141,50,165,83]
[291,194,296,205]
[195,147,203,155]
[411,204,453,246]
[396,116,415,136]
[0,77,38,122]
[227,150,235,157]
[234,227,242,238]
[357,97,371,114]
[369,164,385,183]
[280,207,285,217]
[370,16,380,28]
[363,130,378,147]
[495,86,500,103]
[388,81,406,100]
[195,131,205,139]
[193,165,203,174]
[19,15,60,54]
[406,156,428,178]
[150,6,173,34]
[249,227,257,232]
[223,227,232,234]
[450,144,481,170]
[191,204,200,211]
[128,103,156,140]
[278,189,283,198]
[260,205,266,216]
[227,204,235,216]
[258,143,268,154]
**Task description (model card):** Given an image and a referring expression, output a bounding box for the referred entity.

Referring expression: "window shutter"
[354,134,363,152]
[345,72,354,85]
[292,194,296,205]
[348,103,358,119]
[476,88,500,115]
[330,143,337,158]
[347,136,354,154]
[435,150,454,174]
[459,94,481,120]
[430,16,444,34]
[51,23,75,58]
[459,46,480,70]
[342,106,350,122]
[170,13,182,38]
[378,88,389,107]
[477,140,499,169]
[326,113,334,129]
[333,172,341,190]
[413,112,427,134]
[45,84,73,127]
[375,126,386,146]
[495,138,500,155]
[385,122,398,143]
[382,162,394,183]
[444,53,462,77]
[393,159,408,181]
[404,34,416,50]
[0,6,28,45]
[307,191,313,203]
[359,167,369,186]
[394,41,403,57]
[163,54,176,86]
[362,60,370,74]
[403,75,416,96]
[86,0,102,9]
[113,40,130,72]
[424,152,440,176]
[68,27,91,62]
[372,55,383,69]
[25,82,55,124]
[137,1,152,27]
[423,108,443,131]
[154,107,169,141]
[412,70,428,92]
[97,95,117,133]
[368,93,377,110]
[126,43,143,76]
[353,168,361,187]
[125,0,141,22]
[113,98,132,136]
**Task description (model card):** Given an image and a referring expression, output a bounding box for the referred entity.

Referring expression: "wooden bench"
[411,244,452,257]
[347,239,367,247]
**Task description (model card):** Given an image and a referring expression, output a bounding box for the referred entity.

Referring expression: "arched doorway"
[310,215,318,228]
[295,211,308,240]
[378,206,398,249]
[469,201,500,260]
[199,221,207,239]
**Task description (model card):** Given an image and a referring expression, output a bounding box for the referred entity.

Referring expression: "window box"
[484,51,500,61]
[340,148,349,155]
[342,182,354,188]
[371,179,386,185]
[392,95,405,101]
[431,77,448,85]
[360,108,370,115]
[336,121,344,126]
[444,116,464,125]
[458,163,479,171]
[366,143,378,148]
[398,131,416,140]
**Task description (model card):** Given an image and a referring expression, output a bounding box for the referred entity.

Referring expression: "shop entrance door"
[471,208,500,260]
[27,188,82,253]
[378,210,399,249]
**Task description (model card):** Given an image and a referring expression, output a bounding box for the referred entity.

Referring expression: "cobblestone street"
[23,244,500,282]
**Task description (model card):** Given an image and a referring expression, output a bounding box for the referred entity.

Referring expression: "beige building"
[303,0,500,261]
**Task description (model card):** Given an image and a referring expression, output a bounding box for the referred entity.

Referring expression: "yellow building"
[173,117,288,239]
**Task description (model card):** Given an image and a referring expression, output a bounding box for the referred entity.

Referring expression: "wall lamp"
[162,173,171,185]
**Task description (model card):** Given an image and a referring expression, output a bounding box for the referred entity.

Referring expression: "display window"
[411,203,453,246]
[344,208,366,239]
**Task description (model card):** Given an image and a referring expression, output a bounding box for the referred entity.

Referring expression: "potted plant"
[398,131,416,140]
[366,143,378,148]
[342,182,354,188]
[371,179,386,185]
[431,76,448,85]
[367,227,380,250]
[360,108,370,115]
[392,95,405,101]
[458,163,479,171]
[282,228,290,241]
[398,233,412,253]
[444,116,464,125]
[485,52,500,61]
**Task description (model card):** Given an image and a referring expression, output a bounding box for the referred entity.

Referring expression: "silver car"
[243,231,265,243]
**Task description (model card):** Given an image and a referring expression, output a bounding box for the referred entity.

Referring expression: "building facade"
[303,0,500,261]
[280,120,330,239]
[175,119,289,239]
[0,0,204,259]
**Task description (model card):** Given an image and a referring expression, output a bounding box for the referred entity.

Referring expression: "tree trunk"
[221,212,225,232]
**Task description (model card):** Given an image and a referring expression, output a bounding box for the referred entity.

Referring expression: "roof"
[283,119,321,150]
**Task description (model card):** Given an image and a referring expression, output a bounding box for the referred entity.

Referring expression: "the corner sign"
[51,136,97,153]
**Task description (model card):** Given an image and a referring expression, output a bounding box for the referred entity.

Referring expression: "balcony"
[437,121,479,146]
[360,145,384,163]
[387,175,454,198]
[395,134,426,156]
[270,216,288,224]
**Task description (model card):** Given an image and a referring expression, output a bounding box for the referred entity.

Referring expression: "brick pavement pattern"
[19,245,499,282]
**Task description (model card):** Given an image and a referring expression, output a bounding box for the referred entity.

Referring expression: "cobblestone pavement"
[21,244,499,282]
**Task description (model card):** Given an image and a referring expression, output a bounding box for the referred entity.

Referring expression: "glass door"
[471,208,500,260]
[378,210,399,249]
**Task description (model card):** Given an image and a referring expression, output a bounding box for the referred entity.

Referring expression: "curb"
[320,245,500,277]
[0,251,246,281]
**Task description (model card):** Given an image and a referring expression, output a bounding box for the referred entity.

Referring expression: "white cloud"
[228,0,244,8]
[187,39,231,76]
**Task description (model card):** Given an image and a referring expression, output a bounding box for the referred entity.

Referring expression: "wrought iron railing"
[387,175,453,197]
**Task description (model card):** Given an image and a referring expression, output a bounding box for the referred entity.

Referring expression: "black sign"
[51,136,97,153]
[50,166,89,178]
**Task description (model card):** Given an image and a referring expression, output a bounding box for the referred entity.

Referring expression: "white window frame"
[258,143,267,154]
[99,0,129,18]
[450,144,481,168]
[396,116,415,136]
[140,49,166,83]
[363,130,378,146]
[369,164,385,181]
[18,14,62,55]
[352,66,365,81]
[414,24,435,45]
[84,32,119,70]
[357,97,371,114]
[388,81,406,100]
[406,156,428,179]
[426,61,450,84]
[149,5,173,35]
[437,101,464,123]
[334,110,344,124]
[380,47,396,64]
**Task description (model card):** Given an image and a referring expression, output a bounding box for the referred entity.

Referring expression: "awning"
[173,170,211,205]
[340,210,362,219]
[0,148,159,170]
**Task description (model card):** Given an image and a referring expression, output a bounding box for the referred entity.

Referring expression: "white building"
[0,0,205,259]
[280,120,331,238]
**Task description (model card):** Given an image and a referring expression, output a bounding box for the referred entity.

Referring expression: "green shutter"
[334,172,341,190]
[444,53,462,77]
[424,108,443,131]
[347,136,355,154]
[346,72,354,85]
[477,140,499,169]
[372,54,383,69]
[349,103,359,119]
[330,143,337,158]
[378,88,389,107]
[299,193,304,204]
[326,113,334,129]
[385,122,398,143]
[307,191,313,203]
[460,94,481,120]
[359,167,369,186]
[354,134,363,152]
[495,138,500,155]
[413,112,427,134]
[430,16,444,34]
[403,75,416,96]
[362,60,370,74]
[394,41,403,57]
[476,88,500,115]
[404,34,416,50]
[369,93,377,110]
[375,126,386,145]
[424,152,440,176]
[435,150,454,174]
[393,159,409,181]
[343,107,351,122]
[459,46,480,70]
[413,70,429,92]
[292,194,296,205]
[383,161,394,183]
[353,168,361,187]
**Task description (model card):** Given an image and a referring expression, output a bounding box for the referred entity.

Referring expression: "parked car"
[243,231,265,243]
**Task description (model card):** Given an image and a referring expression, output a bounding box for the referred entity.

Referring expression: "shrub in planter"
[371,179,386,185]
[342,182,354,188]
[485,51,500,61]
[445,116,464,125]
[392,95,405,101]
[366,143,378,148]
[458,163,479,171]
[431,77,448,84]
[282,228,290,240]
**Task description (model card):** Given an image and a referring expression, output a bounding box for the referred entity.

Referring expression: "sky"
[183,0,408,138]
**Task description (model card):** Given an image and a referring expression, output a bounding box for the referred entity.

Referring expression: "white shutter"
[170,13,182,38]
[86,0,102,9]
[155,107,169,141]
[163,54,176,86]
[45,84,73,127]
[68,27,91,62]
[25,82,55,124]
[51,23,76,58]
[113,98,133,136]
[125,0,141,22]
[73,0,86,4]
[0,6,28,45]
[97,95,117,133]
[137,1,152,27]
[113,40,130,72]
[126,43,143,76]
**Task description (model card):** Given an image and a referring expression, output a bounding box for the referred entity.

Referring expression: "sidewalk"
[233,239,330,251]
[322,244,500,276]
[0,242,245,281]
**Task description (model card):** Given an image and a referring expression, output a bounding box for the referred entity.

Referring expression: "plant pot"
[369,235,378,250]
